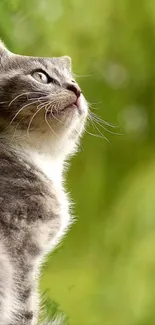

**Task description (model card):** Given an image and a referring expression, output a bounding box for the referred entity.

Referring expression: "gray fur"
[0,41,88,324]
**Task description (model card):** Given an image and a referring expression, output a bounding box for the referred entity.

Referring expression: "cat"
[0,40,88,325]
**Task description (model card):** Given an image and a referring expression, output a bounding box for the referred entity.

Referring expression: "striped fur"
[0,41,88,324]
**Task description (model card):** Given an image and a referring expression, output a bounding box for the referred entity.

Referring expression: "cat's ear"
[0,40,10,57]
[60,56,72,71]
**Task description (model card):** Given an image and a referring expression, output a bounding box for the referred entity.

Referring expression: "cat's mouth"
[64,98,81,112]
[63,101,78,111]
[47,97,82,117]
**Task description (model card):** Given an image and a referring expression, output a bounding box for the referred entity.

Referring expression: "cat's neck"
[6,137,65,187]
[25,148,64,186]
[1,130,71,186]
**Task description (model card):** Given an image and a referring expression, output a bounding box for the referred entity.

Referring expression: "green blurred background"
[1,0,155,324]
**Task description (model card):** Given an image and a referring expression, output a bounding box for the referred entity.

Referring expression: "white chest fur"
[25,150,72,248]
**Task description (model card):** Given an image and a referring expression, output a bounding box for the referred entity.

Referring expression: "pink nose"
[64,82,81,98]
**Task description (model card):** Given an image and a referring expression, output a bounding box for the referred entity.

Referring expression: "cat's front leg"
[10,268,39,325]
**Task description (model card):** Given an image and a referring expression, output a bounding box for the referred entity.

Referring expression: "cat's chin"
[47,104,79,119]
[8,95,88,160]
[47,94,88,122]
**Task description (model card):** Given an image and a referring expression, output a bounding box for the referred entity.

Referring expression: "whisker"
[8,91,49,107]
[73,72,101,78]
[28,96,47,102]
[44,101,52,112]
[88,101,104,107]
[89,115,123,136]
[88,106,99,111]
[10,117,26,141]
[84,128,106,139]
[51,112,64,125]
[9,93,28,107]
[89,111,118,128]
[44,106,60,140]
[6,100,41,128]
[89,118,110,143]
[9,92,36,106]
[26,104,45,139]
[43,98,62,115]
[0,100,9,104]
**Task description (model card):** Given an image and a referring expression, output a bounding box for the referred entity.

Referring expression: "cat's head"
[0,41,88,160]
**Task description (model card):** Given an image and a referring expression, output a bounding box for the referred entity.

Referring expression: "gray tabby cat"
[0,41,88,325]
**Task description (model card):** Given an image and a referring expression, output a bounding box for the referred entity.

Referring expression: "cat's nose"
[64,82,81,98]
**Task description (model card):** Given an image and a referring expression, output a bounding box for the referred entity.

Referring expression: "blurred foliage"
[40,290,69,324]
[1,0,155,324]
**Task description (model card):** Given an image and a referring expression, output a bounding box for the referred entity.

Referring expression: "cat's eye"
[32,71,49,84]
